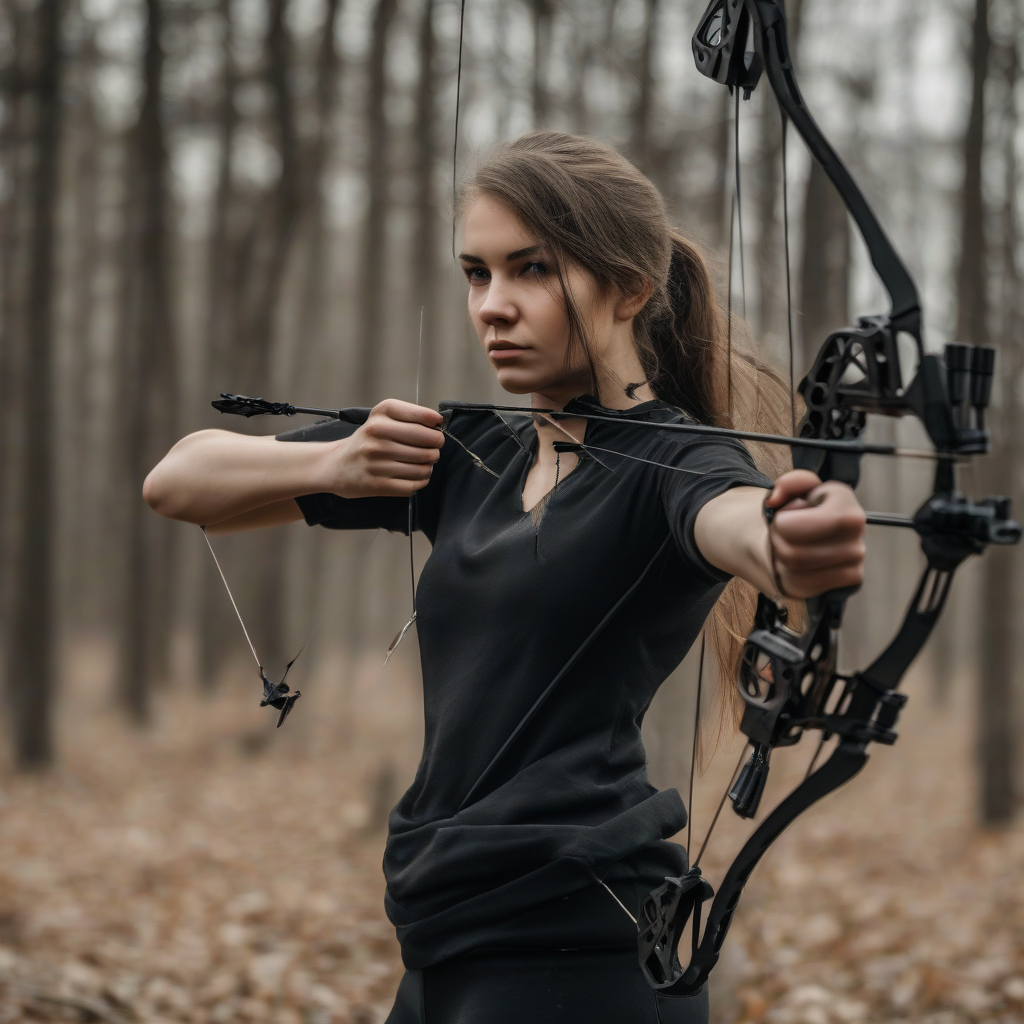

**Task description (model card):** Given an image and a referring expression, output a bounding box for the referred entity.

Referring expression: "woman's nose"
[478,278,518,327]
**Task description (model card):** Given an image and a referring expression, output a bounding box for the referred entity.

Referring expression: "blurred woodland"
[1,0,1024,1020]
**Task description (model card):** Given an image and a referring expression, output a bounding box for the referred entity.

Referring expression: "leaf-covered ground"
[0,648,1021,1024]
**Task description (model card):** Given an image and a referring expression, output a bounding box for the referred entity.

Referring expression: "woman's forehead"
[459,195,539,258]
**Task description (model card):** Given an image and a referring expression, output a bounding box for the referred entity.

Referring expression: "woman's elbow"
[143,436,201,520]
[143,463,186,520]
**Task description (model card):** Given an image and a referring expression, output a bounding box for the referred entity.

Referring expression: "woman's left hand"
[765,469,866,599]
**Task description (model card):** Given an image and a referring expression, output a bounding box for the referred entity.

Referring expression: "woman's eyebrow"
[505,244,544,261]
[458,244,544,265]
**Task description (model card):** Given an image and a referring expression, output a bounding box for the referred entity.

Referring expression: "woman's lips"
[487,342,528,361]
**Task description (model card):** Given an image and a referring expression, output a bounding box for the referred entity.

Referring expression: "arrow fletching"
[213,394,299,417]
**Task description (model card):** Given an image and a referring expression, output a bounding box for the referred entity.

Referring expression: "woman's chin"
[493,367,588,400]
[493,368,541,395]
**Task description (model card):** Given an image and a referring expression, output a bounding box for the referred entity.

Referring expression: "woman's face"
[459,194,609,404]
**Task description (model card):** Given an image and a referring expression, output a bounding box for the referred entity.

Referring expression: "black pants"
[385,950,709,1024]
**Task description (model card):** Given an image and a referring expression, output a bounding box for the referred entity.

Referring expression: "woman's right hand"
[327,400,445,498]
[143,399,444,532]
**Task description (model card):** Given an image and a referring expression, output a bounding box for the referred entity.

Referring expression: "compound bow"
[636,0,1020,997]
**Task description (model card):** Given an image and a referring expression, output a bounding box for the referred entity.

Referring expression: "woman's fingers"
[373,397,445,427]
[765,469,825,510]
[775,562,866,599]
[767,471,867,598]
[325,399,446,498]
[363,436,442,465]
[771,500,866,545]
[363,400,445,460]
[368,459,436,481]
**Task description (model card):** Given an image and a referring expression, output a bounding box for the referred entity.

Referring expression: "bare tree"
[249,0,304,676]
[0,2,29,678]
[356,0,398,403]
[628,0,658,174]
[295,0,344,368]
[956,0,991,352]
[117,0,176,723]
[7,0,66,765]
[756,0,805,347]
[202,0,239,399]
[706,88,732,250]
[798,159,849,370]
[531,0,552,128]
[953,0,1017,824]
[974,0,1018,824]
[198,0,240,690]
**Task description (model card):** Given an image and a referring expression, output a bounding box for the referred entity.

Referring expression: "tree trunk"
[249,0,303,677]
[707,87,732,250]
[118,0,176,724]
[955,0,1013,824]
[199,0,239,689]
[7,0,65,767]
[799,159,849,369]
[531,0,552,128]
[0,4,29,679]
[356,0,398,404]
[63,25,101,641]
[956,0,990,350]
[757,0,805,347]
[977,3,1017,825]
[628,0,658,174]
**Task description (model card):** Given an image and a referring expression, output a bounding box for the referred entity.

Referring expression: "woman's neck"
[529,372,655,413]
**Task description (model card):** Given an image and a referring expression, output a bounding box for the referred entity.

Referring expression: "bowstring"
[686,633,706,861]
[726,113,735,421]
[409,306,425,612]
[781,109,797,436]
[203,525,380,684]
[202,526,263,672]
[537,412,709,479]
[693,744,749,870]
[733,87,747,324]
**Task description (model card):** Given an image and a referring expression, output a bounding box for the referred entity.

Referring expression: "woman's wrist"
[304,435,354,498]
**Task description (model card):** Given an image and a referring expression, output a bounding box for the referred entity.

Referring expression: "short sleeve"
[658,437,772,583]
[277,409,444,535]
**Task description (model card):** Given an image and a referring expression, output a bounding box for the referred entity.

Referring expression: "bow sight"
[735,337,1020,821]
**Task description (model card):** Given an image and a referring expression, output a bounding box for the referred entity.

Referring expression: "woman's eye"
[523,261,547,276]
[463,267,489,283]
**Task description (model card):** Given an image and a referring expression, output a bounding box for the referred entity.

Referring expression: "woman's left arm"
[694,469,867,599]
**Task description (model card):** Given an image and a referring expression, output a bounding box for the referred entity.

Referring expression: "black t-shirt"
[283,395,771,970]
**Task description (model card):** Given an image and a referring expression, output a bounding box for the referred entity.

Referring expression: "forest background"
[1,0,1023,1022]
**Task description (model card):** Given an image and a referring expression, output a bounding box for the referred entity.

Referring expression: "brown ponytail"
[460,132,794,730]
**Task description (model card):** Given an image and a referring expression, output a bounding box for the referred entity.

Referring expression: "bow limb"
[751,1,920,332]
[653,738,869,996]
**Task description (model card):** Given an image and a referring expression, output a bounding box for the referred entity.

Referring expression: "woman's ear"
[614,281,654,321]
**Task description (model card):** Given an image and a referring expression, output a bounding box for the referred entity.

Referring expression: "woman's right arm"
[143,400,444,535]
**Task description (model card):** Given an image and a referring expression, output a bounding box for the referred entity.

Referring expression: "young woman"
[145,133,866,1023]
